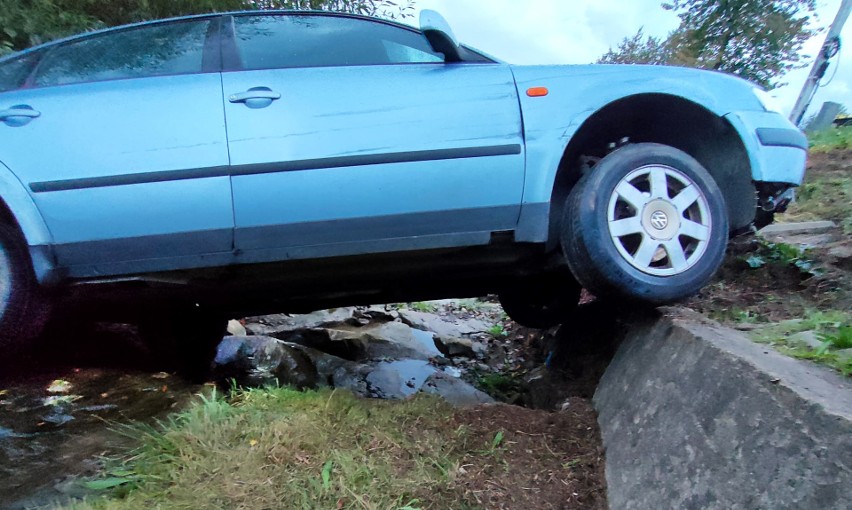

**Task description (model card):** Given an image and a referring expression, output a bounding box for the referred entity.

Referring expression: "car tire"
[0,224,50,349]
[138,305,227,382]
[498,270,581,328]
[561,143,728,304]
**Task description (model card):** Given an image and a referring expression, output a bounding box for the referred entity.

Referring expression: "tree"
[598,0,817,89]
[0,0,414,55]
[597,28,673,65]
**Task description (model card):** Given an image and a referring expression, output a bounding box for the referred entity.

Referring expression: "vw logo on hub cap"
[650,210,669,230]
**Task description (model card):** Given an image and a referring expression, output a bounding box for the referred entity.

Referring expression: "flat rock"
[759,220,836,235]
[420,372,495,407]
[324,321,443,360]
[244,308,355,336]
[365,360,435,399]
[787,330,823,350]
[398,309,492,340]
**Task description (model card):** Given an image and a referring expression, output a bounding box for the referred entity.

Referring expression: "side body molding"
[0,159,57,284]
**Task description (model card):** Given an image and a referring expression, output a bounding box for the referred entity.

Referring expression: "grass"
[781,130,852,233]
[63,387,494,510]
[749,310,852,376]
[474,372,523,402]
[406,301,438,313]
[808,125,852,152]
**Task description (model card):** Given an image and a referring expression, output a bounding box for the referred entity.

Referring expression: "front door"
[220,13,524,259]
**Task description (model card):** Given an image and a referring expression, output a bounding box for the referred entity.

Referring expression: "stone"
[787,330,824,350]
[419,372,495,407]
[365,360,435,399]
[595,308,852,510]
[212,336,317,389]
[243,308,355,336]
[836,348,852,362]
[434,336,475,357]
[472,341,488,357]
[759,220,836,235]
[398,309,492,340]
[226,319,246,336]
[355,305,399,322]
[323,321,443,360]
[827,241,852,270]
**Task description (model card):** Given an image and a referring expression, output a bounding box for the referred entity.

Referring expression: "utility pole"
[789,0,851,126]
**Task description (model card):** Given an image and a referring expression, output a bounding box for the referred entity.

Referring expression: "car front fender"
[0,159,58,285]
[509,64,768,243]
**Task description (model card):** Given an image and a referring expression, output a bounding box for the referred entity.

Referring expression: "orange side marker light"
[526,87,549,97]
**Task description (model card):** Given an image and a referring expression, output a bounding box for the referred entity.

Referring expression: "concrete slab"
[594,308,851,510]
[759,220,836,235]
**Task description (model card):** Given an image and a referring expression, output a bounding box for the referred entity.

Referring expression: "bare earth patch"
[455,400,606,510]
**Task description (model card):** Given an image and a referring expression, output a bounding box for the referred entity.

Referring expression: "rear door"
[220,13,524,257]
[0,18,233,276]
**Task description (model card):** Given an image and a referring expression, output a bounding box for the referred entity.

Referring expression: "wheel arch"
[0,160,57,284]
[547,93,755,249]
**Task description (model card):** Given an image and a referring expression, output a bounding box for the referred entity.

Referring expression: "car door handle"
[0,108,40,119]
[228,88,281,104]
[0,105,41,126]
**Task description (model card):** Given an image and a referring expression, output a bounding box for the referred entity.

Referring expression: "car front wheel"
[561,143,728,304]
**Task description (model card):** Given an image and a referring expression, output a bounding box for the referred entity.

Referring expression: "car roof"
[0,10,430,63]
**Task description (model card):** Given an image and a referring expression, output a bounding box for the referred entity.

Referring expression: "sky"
[409,0,851,122]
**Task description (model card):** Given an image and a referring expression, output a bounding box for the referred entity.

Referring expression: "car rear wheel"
[498,270,581,328]
[0,224,50,349]
[561,143,728,303]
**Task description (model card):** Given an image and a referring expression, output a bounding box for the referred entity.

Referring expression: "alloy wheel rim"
[606,164,712,276]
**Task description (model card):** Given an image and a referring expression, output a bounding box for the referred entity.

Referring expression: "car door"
[220,13,524,257]
[0,17,233,276]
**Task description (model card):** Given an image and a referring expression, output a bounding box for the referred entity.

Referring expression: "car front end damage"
[723,107,809,225]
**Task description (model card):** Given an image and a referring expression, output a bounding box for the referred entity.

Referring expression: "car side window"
[232,15,444,70]
[0,52,42,93]
[33,19,211,88]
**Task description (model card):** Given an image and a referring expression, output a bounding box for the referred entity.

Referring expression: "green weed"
[408,301,438,313]
[487,324,507,337]
[743,240,821,277]
[808,126,852,152]
[749,310,852,376]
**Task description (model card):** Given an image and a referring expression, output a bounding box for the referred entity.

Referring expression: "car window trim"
[221,15,242,72]
[223,11,493,72]
[21,49,47,89]
[20,16,222,91]
[202,16,224,73]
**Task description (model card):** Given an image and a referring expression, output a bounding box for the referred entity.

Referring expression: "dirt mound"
[455,401,607,510]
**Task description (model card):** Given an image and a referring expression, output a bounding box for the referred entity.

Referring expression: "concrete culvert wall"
[593,308,852,510]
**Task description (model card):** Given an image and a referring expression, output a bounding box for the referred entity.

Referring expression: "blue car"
[0,10,806,369]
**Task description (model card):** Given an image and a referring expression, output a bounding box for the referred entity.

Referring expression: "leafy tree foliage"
[598,0,818,89]
[597,28,673,65]
[0,0,414,55]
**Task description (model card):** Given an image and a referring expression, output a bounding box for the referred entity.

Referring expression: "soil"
[455,401,607,510]
[687,149,852,324]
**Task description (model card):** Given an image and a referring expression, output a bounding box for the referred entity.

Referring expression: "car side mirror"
[419,10,462,62]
